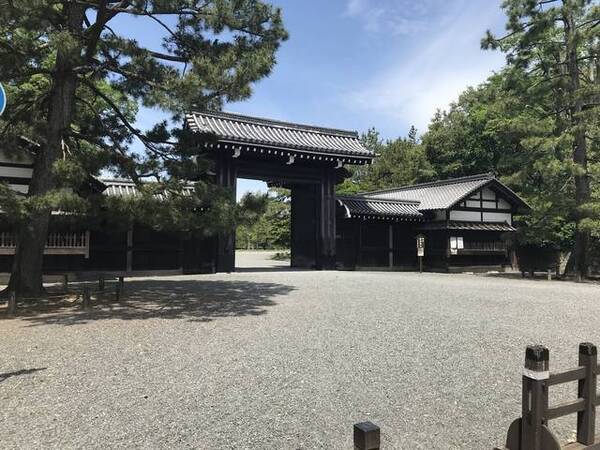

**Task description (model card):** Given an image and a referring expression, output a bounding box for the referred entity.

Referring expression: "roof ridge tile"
[189,110,360,139]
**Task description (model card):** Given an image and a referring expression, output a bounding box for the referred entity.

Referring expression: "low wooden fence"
[353,343,598,450]
[0,231,90,258]
[496,343,598,450]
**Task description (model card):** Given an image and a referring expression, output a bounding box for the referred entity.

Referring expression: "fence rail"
[496,343,599,450]
[353,343,598,450]
[0,231,90,258]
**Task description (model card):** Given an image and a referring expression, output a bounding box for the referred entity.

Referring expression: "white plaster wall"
[449,210,481,222]
[482,211,512,224]
[481,187,496,200]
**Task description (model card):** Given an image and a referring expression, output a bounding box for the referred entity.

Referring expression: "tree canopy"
[338,0,599,278]
[236,188,290,250]
[0,0,288,296]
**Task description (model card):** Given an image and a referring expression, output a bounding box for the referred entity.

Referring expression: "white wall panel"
[481,187,496,200]
[450,210,481,222]
[482,212,512,224]
[0,166,33,178]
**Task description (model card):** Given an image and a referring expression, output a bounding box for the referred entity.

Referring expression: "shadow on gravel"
[0,367,46,383]
[8,279,295,327]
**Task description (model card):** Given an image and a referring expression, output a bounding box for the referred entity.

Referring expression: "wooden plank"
[548,367,586,386]
[546,398,585,420]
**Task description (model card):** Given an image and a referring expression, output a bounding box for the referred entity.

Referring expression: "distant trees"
[337,127,435,194]
[236,189,290,250]
[482,0,599,278]
[339,0,599,279]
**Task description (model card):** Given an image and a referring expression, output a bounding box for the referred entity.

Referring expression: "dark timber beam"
[215,153,237,272]
[316,167,337,270]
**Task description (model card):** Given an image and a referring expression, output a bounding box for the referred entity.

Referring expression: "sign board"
[417,248,424,257]
[0,82,5,116]
[416,234,425,250]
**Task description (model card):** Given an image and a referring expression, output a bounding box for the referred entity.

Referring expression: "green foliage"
[0,0,288,231]
[236,188,290,249]
[337,128,435,194]
[480,0,599,262]
[343,0,599,258]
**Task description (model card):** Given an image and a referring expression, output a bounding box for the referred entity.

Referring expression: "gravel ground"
[1,263,599,449]
[235,250,290,270]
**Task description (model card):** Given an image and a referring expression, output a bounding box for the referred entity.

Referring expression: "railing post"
[7,291,17,316]
[577,342,597,445]
[118,276,124,302]
[354,421,380,450]
[82,287,91,310]
[521,345,549,450]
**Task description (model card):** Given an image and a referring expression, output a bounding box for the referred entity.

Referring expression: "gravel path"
[1,269,599,449]
[235,250,290,269]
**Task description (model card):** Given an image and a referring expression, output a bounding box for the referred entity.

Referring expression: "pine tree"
[482,0,599,279]
[0,1,288,297]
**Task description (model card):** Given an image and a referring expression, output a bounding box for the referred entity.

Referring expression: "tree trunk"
[563,3,591,281]
[5,5,85,298]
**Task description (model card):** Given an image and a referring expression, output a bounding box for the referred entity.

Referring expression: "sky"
[118,0,509,199]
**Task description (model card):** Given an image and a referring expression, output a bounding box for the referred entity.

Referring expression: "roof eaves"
[217,137,373,159]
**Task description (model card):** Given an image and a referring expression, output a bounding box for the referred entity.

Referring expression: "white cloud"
[344,1,506,132]
[345,0,450,36]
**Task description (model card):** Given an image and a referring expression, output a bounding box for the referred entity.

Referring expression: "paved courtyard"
[1,264,599,449]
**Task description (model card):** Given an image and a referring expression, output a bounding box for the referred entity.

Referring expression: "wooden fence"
[353,343,598,450]
[0,231,90,258]
[496,343,598,450]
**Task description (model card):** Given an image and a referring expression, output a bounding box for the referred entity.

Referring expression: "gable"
[450,185,516,224]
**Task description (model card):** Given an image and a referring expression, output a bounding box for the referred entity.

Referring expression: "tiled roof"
[418,221,516,232]
[364,173,502,211]
[186,111,373,159]
[100,179,193,200]
[337,196,423,221]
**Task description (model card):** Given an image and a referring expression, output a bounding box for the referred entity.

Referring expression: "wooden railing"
[0,231,90,258]
[352,343,599,450]
[496,343,599,450]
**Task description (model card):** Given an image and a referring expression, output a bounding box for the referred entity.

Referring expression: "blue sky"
[119,0,508,199]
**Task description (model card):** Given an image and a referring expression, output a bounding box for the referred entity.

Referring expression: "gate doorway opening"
[186,110,373,273]
[235,178,292,272]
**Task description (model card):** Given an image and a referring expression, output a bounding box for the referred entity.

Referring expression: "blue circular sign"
[0,82,5,116]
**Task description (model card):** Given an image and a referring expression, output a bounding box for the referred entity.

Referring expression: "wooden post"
[117,276,124,302]
[82,287,91,309]
[388,224,393,269]
[98,275,105,292]
[547,269,552,281]
[7,291,16,316]
[126,226,133,273]
[115,283,121,302]
[577,342,597,445]
[63,273,69,291]
[521,345,549,450]
[353,422,380,450]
